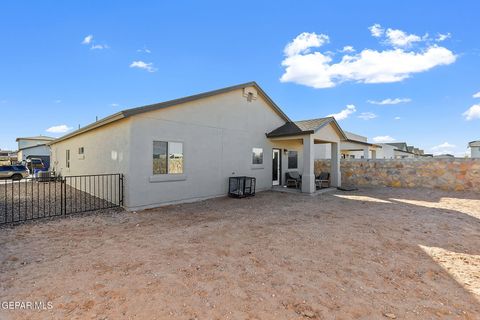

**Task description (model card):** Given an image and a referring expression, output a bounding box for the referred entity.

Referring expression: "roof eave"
[49,112,125,145]
[266,130,315,138]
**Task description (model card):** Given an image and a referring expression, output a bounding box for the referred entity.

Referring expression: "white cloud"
[369,24,384,38]
[283,32,329,57]
[436,33,451,42]
[473,91,480,98]
[280,30,456,89]
[372,135,396,143]
[341,46,355,53]
[394,116,401,120]
[368,97,411,105]
[129,60,157,73]
[137,47,152,54]
[385,28,422,47]
[327,104,356,121]
[431,142,456,151]
[46,124,73,133]
[111,103,119,107]
[82,35,93,45]
[91,44,109,50]
[358,112,377,120]
[462,104,480,120]
[431,142,457,155]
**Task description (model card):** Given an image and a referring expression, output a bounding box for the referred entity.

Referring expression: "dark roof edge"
[121,81,291,122]
[16,136,55,142]
[266,129,315,138]
[18,143,48,151]
[50,82,291,145]
[345,139,382,148]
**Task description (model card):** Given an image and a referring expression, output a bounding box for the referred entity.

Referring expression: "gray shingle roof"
[387,142,408,150]
[266,117,347,139]
[294,117,334,132]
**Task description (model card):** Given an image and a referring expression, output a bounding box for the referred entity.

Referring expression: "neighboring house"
[315,131,381,159]
[49,82,347,211]
[16,136,55,168]
[469,140,480,158]
[387,142,416,159]
[0,150,18,165]
[434,154,455,158]
[341,131,382,159]
[375,144,396,159]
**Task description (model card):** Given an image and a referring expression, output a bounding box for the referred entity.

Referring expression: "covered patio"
[266,117,347,193]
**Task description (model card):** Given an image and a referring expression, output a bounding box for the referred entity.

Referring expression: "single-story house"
[469,140,480,158]
[49,82,347,211]
[16,135,55,168]
[387,142,416,159]
[375,144,396,159]
[0,150,18,165]
[315,131,382,159]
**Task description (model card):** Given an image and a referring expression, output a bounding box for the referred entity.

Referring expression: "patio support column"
[363,148,369,159]
[302,135,315,193]
[331,142,341,187]
[371,149,377,159]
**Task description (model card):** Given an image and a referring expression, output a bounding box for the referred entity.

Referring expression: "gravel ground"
[0,187,479,319]
[0,179,118,224]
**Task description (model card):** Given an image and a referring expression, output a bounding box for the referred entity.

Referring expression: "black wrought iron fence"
[0,173,123,225]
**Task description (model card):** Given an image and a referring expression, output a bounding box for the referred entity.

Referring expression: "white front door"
[272,149,281,186]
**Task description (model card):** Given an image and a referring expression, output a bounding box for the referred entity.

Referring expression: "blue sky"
[1,1,479,155]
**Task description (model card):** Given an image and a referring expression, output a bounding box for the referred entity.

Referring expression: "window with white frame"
[252,148,263,164]
[66,150,70,168]
[153,141,184,175]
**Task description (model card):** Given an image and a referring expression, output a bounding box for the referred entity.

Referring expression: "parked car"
[0,165,29,180]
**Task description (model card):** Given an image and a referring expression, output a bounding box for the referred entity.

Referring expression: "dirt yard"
[1,188,479,319]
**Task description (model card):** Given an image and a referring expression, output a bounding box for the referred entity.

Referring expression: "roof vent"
[243,87,257,102]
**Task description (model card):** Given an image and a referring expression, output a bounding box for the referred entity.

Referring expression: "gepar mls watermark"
[1,301,53,311]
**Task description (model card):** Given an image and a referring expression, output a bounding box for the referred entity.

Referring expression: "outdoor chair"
[315,172,330,189]
[286,171,302,189]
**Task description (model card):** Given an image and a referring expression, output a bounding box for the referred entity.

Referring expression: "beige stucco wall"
[125,87,289,210]
[50,118,132,204]
[315,158,480,192]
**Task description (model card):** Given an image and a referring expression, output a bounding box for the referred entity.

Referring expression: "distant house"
[469,140,480,158]
[376,144,396,159]
[434,154,455,158]
[16,136,55,168]
[48,82,347,210]
[0,150,18,165]
[316,131,382,159]
[387,142,416,159]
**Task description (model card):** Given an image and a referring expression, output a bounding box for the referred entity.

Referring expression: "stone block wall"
[315,158,480,192]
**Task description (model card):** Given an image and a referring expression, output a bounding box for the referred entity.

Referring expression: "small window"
[153,141,184,175]
[287,151,298,169]
[168,142,184,174]
[78,147,84,154]
[66,150,70,168]
[252,148,263,164]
